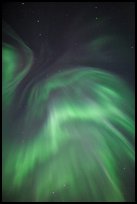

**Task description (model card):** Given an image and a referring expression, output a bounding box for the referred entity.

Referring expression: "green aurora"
[2,26,135,202]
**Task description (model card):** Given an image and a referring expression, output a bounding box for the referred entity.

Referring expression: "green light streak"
[2,25,135,202]
[2,22,33,108]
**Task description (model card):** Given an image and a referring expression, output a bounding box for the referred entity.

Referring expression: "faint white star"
[74,42,78,46]
[123,167,126,170]
[65,13,69,17]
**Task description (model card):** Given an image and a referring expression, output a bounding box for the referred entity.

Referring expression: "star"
[21,2,24,5]
[39,33,42,37]
[123,167,126,170]
[74,42,78,46]
[131,46,134,49]
[65,13,69,17]
[94,6,98,9]
[96,17,99,20]
[37,19,40,23]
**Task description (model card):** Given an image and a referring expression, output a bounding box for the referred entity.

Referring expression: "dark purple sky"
[2,2,135,88]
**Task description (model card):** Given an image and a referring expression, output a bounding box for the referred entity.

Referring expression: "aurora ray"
[2,24,135,202]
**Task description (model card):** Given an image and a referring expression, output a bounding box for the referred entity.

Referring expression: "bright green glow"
[2,44,17,80]
[2,44,18,106]
[2,24,135,202]
[3,66,135,201]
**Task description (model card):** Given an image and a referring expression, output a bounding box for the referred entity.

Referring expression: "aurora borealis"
[2,2,135,202]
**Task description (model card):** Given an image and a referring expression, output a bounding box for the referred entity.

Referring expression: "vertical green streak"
[2,23,33,108]
[2,24,134,201]
[2,66,135,201]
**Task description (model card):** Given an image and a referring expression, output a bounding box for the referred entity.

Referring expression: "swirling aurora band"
[2,26,135,202]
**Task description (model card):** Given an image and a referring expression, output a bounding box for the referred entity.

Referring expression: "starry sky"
[2,2,135,87]
[2,2,135,202]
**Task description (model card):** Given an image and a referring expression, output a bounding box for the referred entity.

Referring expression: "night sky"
[2,2,135,202]
[2,2,135,86]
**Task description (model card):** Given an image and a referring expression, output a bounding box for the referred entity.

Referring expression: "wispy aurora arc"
[2,22,33,108]
[2,25,135,202]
